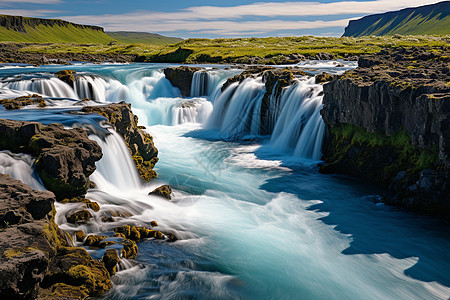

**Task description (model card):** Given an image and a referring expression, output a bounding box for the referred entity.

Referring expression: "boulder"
[163,66,201,96]
[0,94,46,110]
[149,185,172,200]
[55,70,76,87]
[102,249,119,275]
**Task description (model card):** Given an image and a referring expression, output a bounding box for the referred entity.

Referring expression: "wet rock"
[315,72,339,84]
[150,221,158,227]
[66,210,92,224]
[121,239,138,259]
[102,249,119,275]
[60,197,100,212]
[55,70,76,87]
[0,119,102,200]
[149,185,172,200]
[163,66,201,97]
[75,230,85,242]
[81,102,158,181]
[0,94,46,110]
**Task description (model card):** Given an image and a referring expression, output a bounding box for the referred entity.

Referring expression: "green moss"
[3,247,38,258]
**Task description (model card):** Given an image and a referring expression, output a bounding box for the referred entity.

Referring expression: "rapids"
[0,62,449,300]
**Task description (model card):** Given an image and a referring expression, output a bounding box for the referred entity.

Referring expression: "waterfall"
[0,150,46,191]
[74,75,109,101]
[205,76,325,159]
[89,129,142,193]
[190,69,242,99]
[4,77,78,98]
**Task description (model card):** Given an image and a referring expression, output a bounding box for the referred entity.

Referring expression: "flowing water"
[0,62,449,300]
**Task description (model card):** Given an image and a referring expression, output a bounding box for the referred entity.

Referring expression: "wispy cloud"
[55,0,441,36]
[0,9,63,17]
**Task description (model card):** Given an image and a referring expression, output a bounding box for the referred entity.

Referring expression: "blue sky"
[0,0,442,38]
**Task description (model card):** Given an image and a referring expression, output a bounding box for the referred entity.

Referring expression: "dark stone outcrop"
[54,70,76,87]
[0,95,46,110]
[163,66,201,96]
[102,249,119,275]
[320,47,450,216]
[81,102,159,181]
[0,175,112,299]
[149,185,172,200]
[0,119,102,200]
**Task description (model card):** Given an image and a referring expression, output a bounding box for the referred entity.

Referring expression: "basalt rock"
[0,94,46,110]
[81,102,158,181]
[55,70,76,88]
[0,119,102,200]
[320,47,450,216]
[102,249,119,276]
[149,185,172,200]
[0,175,112,299]
[163,66,201,97]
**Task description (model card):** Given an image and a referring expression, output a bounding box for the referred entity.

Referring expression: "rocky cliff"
[320,47,450,216]
[342,1,450,37]
[81,102,159,181]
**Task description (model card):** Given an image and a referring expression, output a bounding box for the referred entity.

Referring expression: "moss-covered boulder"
[75,231,85,243]
[0,119,102,200]
[55,70,76,87]
[149,185,172,200]
[66,210,92,224]
[121,239,138,259]
[81,102,158,182]
[0,94,46,110]
[102,249,119,275]
[163,66,201,96]
[60,197,100,212]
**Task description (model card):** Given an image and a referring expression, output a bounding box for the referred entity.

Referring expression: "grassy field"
[106,32,182,45]
[18,35,450,63]
[0,23,114,44]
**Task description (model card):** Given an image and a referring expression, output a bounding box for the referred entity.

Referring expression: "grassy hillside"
[343,1,450,37]
[18,35,450,63]
[0,15,114,43]
[106,31,182,45]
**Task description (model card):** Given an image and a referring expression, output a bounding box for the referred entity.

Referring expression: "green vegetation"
[343,1,450,37]
[106,31,182,45]
[0,16,114,43]
[17,35,450,63]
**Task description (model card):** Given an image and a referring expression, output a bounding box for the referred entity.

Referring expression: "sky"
[0,0,444,38]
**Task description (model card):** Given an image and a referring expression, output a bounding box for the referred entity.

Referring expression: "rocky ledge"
[320,47,450,216]
[163,66,201,97]
[81,102,159,181]
[0,174,112,299]
[0,119,102,200]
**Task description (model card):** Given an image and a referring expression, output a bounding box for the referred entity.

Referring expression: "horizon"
[0,0,445,39]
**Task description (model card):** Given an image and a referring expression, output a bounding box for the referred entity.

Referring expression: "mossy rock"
[121,240,138,259]
[148,185,172,200]
[75,230,86,242]
[55,70,76,87]
[102,249,119,276]
[60,198,100,212]
[66,210,92,224]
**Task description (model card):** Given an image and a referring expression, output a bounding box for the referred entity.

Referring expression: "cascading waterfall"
[206,75,325,160]
[74,75,109,102]
[3,77,78,98]
[190,69,242,99]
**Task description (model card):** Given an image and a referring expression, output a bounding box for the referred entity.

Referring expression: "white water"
[191,69,240,98]
[1,64,449,300]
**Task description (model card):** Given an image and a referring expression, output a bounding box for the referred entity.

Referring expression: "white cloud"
[0,9,63,17]
[55,0,441,36]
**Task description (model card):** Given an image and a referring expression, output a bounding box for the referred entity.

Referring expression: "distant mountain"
[106,31,183,45]
[0,15,114,43]
[343,1,450,37]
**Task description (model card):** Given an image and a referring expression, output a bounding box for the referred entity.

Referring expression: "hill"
[342,1,450,37]
[106,31,182,45]
[0,15,114,43]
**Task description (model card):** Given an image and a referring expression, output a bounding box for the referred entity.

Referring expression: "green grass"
[106,31,182,45]
[17,34,450,63]
[0,23,114,44]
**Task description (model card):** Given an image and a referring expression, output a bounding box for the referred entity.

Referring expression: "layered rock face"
[0,119,102,200]
[163,66,201,96]
[0,175,111,299]
[81,102,159,181]
[320,47,450,215]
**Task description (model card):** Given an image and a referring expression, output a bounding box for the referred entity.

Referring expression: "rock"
[0,94,46,110]
[114,225,165,241]
[66,210,92,224]
[75,231,85,242]
[149,185,172,200]
[60,197,100,212]
[0,119,102,200]
[81,102,158,181]
[163,66,201,96]
[320,47,450,216]
[121,240,138,259]
[102,249,119,275]
[55,70,76,87]
[315,72,339,84]
[150,221,158,227]
[0,175,112,298]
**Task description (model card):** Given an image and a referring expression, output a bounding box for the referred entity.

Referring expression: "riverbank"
[1,35,448,65]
